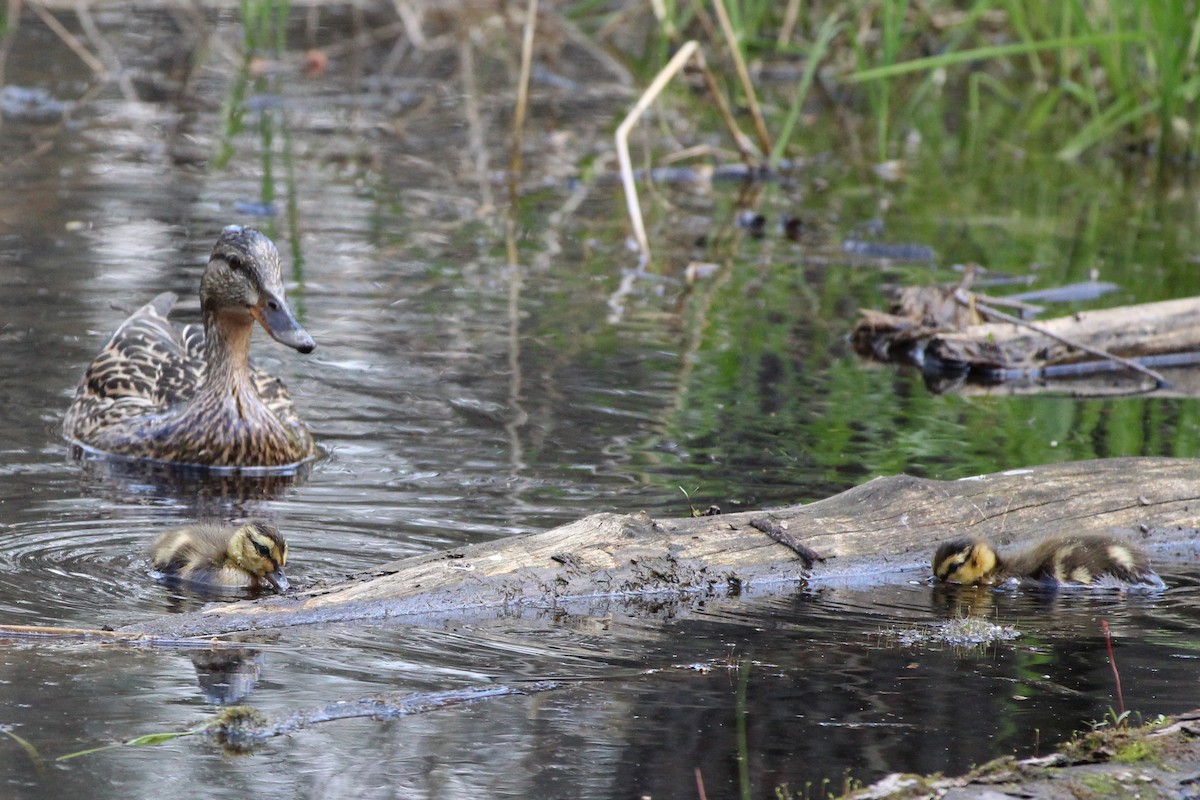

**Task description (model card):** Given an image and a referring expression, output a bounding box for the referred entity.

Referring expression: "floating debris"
[889,617,1020,648]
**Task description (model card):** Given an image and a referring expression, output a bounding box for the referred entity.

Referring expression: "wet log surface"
[120,457,1200,639]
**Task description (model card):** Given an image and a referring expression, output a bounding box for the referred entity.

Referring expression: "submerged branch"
[206,683,559,751]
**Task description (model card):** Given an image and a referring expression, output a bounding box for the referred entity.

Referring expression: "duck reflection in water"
[191,646,266,705]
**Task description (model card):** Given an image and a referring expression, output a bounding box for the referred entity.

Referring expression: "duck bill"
[264,568,290,593]
[253,293,315,354]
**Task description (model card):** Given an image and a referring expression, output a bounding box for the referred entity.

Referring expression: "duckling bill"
[151,522,289,593]
[932,533,1163,589]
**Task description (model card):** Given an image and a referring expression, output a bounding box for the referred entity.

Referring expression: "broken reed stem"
[955,289,1170,389]
[509,0,538,191]
[710,0,772,158]
[615,39,701,267]
[27,1,107,76]
[74,1,137,100]
[696,60,759,167]
[1101,620,1125,716]
[777,0,801,46]
[695,767,709,800]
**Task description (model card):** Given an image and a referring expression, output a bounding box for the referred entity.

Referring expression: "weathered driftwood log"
[853,294,1200,394]
[934,296,1200,365]
[118,457,1200,639]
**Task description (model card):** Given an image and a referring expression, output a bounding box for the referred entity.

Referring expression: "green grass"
[605,0,1200,164]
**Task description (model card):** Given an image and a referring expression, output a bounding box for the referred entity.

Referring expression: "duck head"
[227,521,290,592]
[201,225,314,353]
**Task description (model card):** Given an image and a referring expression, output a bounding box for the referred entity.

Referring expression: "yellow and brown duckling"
[62,225,315,469]
[932,533,1164,590]
[150,522,289,593]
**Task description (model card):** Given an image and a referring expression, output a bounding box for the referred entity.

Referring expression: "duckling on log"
[932,533,1163,589]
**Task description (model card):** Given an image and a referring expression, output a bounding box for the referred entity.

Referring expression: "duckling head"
[932,536,999,585]
[227,521,289,592]
[202,225,314,353]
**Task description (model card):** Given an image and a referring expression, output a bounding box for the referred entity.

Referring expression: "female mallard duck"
[150,522,289,593]
[932,533,1164,589]
[62,225,315,468]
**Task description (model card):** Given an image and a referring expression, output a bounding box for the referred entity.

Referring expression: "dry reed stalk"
[710,0,772,157]
[26,1,106,76]
[509,0,538,188]
[614,39,701,266]
[778,0,801,46]
[695,59,761,166]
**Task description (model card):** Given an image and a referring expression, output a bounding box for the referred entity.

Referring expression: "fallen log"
[852,293,1200,395]
[118,457,1200,639]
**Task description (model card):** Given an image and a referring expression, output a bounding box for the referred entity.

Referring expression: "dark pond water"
[3,5,1200,799]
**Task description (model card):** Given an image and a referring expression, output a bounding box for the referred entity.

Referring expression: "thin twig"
[391,0,426,49]
[956,289,1170,389]
[27,1,106,76]
[74,0,136,100]
[615,39,701,267]
[0,623,260,649]
[1101,620,1125,716]
[0,623,145,639]
[710,0,772,158]
[695,59,759,167]
[748,517,823,569]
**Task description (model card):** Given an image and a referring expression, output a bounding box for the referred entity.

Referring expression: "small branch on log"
[748,516,824,568]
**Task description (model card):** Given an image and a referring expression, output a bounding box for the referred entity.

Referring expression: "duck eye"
[254,542,271,557]
[227,255,245,272]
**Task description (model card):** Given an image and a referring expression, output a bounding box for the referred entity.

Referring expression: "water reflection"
[75,454,311,512]
[5,4,1200,800]
[0,566,1197,798]
[190,647,265,706]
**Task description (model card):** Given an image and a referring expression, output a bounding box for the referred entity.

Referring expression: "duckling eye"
[254,541,272,557]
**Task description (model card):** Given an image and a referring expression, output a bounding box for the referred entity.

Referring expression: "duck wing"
[66,293,203,431]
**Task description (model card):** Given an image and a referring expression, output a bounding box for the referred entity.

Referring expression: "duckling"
[932,533,1163,589]
[63,225,315,469]
[150,522,289,593]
